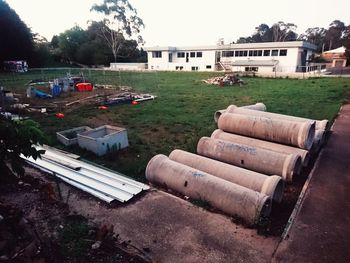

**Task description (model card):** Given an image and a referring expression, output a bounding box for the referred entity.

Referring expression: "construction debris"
[21,145,149,203]
[202,74,244,86]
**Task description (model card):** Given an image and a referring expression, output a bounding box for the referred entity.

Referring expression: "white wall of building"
[145,42,316,73]
[148,49,216,71]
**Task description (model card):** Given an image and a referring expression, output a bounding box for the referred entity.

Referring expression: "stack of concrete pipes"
[145,103,328,226]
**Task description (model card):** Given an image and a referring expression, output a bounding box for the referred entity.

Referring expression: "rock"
[18,181,24,185]
[91,241,102,250]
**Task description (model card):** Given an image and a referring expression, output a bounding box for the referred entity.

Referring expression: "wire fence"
[0,68,162,93]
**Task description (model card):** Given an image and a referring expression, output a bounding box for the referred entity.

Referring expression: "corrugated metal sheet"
[21,146,149,203]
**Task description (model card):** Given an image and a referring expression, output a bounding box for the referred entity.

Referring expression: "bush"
[0,117,46,176]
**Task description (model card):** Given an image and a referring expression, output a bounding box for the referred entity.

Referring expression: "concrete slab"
[66,189,279,263]
[273,104,350,263]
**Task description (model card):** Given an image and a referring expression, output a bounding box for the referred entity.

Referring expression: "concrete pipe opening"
[146,154,272,225]
[214,110,226,123]
[315,129,326,147]
[261,176,285,203]
[197,137,300,182]
[218,112,315,150]
[211,129,311,167]
[169,149,285,203]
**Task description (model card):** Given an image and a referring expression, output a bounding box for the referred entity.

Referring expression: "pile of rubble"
[202,74,244,86]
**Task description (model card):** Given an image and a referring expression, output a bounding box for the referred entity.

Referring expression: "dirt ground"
[1,165,280,263]
[0,167,149,263]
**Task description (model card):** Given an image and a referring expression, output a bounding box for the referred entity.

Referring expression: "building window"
[234,50,247,57]
[190,52,196,58]
[222,51,234,57]
[271,49,278,56]
[279,49,287,56]
[248,50,253,56]
[245,66,258,72]
[177,52,185,58]
[206,65,212,69]
[257,50,262,56]
[176,66,184,70]
[197,52,203,57]
[152,51,162,58]
[191,66,199,71]
[263,50,270,56]
[168,53,173,63]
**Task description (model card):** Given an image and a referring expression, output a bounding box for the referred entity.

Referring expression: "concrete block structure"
[78,125,129,156]
[56,126,92,146]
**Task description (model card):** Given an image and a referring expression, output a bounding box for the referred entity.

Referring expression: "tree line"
[235,20,350,53]
[1,0,349,68]
[0,0,146,68]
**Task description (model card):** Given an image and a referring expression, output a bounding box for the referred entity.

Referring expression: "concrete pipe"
[214,103,266,123]
[211,129,310,167]
[146,154,271,225]
[214,110,226,123]
[241,102,267,111]
[315,120,329,131]
[169,149,284,202]
[226,105,328,132]
[197,137,301,182]
[310,130,326,154]
[218,112,315,150]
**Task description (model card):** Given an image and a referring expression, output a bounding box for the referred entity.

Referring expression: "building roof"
[145,41,317,52]
[231,60,279,66]
[323,46,346,54]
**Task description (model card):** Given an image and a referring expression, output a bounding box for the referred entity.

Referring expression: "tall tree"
[298,27,327,52]
[0,0,34,63]
[57,26,88,62]
[252,24,272,42]
[90,0,145,62]
[324,20,346,50]
[271,21,298,42]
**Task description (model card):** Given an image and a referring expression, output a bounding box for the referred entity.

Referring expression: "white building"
[145,41,317,73]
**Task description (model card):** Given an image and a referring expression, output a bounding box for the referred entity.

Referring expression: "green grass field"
[1,70,349,181]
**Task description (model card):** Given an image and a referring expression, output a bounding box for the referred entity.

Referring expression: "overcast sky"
[5,0,350,47]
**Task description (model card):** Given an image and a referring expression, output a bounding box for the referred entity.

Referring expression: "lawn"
[1,69,349,182]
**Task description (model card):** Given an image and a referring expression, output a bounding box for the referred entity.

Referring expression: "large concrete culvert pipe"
[169,149,285,203]
[146,154,272,225]
[218,112,315,150]
[211,129,310,167]
[226,105,329,132]
[197,137,302,182]
[214,103,266,123]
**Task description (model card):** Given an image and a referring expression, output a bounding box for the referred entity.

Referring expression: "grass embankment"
[1,70,349,181]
